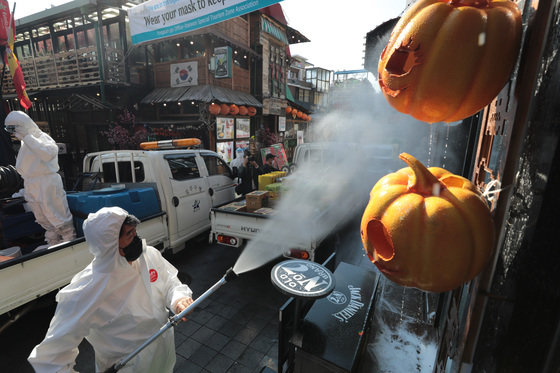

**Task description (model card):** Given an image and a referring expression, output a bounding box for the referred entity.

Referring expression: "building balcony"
[1,46,128,95]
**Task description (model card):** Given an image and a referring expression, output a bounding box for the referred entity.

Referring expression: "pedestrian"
[262,153,279,174]
[236,150,262,195]
[229,147,245,181]
[4,110,76,246]
[28,206,194,373]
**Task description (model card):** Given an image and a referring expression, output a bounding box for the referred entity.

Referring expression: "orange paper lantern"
[239,105,248,116]
[230,104,239,115]
[209,103,221,115]
[247,106,257,116]
[296,111,303,119]
[286,106,292,114]
[291,110,298,119]
[220,104,230,115]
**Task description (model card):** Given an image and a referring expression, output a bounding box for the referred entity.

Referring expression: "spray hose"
[104,267,237,373]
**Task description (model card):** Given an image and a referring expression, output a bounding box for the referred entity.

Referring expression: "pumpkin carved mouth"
[366,219,395,261]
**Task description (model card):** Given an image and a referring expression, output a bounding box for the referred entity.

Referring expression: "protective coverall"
[4,110,75,245]
[28,206,193,373]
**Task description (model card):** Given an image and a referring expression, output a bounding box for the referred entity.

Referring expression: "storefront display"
[216,117,252,163]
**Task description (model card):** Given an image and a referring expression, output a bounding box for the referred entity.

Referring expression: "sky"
[8,0,406,72]
[280,0,406,72]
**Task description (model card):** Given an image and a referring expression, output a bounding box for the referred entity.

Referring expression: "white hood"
[5,110,41,136]
[83,206,129,273]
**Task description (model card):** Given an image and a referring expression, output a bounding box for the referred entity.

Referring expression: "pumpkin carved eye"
[385,38,421,77]
[366,220,394,261]
[360,153,495,292]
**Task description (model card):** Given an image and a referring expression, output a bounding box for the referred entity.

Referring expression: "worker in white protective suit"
[28,207,194,373]
[4,110,76,246]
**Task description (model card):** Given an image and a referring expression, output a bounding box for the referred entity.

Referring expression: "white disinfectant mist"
[232,81,435,275]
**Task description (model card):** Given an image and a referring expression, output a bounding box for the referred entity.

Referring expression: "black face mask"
[122,235,143,262]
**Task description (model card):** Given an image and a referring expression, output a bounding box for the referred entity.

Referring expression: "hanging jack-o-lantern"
[360,153,494,292]
[378,0,522,123]
[239,105,248,116]
[247,106,257,116]
[209,103,221,115]
[220,103,230,115]
[286,106,292,114]
[230,104,239,116]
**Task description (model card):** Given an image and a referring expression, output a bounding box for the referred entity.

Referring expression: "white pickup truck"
[0,143,236,317]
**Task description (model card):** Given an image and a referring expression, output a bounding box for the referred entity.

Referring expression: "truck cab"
[81,148,236,253]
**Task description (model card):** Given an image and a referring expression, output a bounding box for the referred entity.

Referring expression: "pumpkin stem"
[399,152,442,196]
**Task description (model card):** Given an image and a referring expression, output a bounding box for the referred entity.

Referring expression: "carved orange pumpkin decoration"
[230,104,239,115]
[220,103,230,115]
[209,103,221,115]
[247,106,257,116]
[239,105,248,116]
[360,153,494,292]
[378,0,522,123]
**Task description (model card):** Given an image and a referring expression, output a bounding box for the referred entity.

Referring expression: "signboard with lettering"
[299,262,379,372]
[270,259,335,299]
[128,0,284,45]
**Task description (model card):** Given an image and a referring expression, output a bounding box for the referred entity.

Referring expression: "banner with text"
[128,0,283,45]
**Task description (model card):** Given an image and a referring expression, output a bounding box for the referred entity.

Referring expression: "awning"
[140,87,190,104]
[141,85,262,107]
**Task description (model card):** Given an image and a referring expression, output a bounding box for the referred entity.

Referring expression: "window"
[202,155,233,178]
[165,155,200,180]
[102,161,145,182]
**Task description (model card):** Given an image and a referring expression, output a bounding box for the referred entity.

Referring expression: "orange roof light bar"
[139,138,202,150]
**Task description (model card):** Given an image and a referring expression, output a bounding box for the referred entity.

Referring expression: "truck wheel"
[208,231,213,244]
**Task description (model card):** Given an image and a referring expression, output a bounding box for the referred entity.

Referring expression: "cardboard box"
[253,207,275,216]
[219,201,246,212]
[245,191,269,212]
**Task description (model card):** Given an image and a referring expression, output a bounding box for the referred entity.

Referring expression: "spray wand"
[104,267,237,373]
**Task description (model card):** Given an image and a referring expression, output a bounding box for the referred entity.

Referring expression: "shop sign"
[128,0,283,45]
[271,259,335,298]
[278,116,285,132]
[214,46,232,79]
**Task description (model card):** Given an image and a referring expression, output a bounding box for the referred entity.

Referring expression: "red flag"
[4,12,32,109]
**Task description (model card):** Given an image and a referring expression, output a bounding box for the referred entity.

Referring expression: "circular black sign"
[270,260,335,299]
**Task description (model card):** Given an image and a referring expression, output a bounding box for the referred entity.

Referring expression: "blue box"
[67,187,161,236]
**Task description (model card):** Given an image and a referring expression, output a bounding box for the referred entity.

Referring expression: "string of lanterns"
[285,106,311,121]
[208,102,257,116]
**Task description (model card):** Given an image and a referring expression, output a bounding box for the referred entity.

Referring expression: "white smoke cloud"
[233,82,438,274]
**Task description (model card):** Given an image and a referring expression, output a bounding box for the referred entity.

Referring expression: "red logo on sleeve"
[149,269,158,282]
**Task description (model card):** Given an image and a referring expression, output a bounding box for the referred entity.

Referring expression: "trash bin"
[294,262,379,373]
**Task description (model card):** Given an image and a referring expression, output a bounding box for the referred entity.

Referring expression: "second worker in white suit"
[4,110,76,245]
